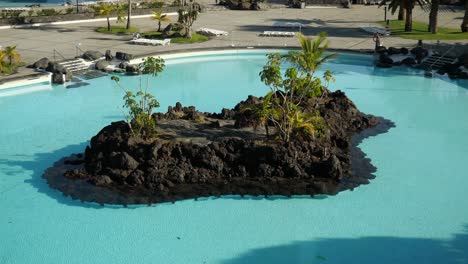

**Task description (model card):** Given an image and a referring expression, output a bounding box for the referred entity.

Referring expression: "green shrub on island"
[252,32,336,143]
[111,56,165,138]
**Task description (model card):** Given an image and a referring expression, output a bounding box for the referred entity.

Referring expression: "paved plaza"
[0,5,466,66]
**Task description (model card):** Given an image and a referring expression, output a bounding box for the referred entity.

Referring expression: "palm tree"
[285,32,336,76]
[462,0,468,32]
[379,0,405,20]
[428,0,439,33]
[151,11,170,32]
[241,92,274,137]
[398,6,405,20]
[3,46,20,65]
[116,5,127,25]
[126,0,132,30]
[381,0,425,32]
[98,3,114,31]
[0,50,6,73]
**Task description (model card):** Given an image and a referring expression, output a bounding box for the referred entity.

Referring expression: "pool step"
[421,54,456,69]
[59,59,90,73]
[74,70,108,80]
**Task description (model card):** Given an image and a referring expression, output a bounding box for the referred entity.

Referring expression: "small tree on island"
[111,56,165,138]
[177,0,200,38]
[254,32,336,143]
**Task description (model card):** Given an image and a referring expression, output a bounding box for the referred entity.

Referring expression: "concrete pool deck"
[0,5,467,84]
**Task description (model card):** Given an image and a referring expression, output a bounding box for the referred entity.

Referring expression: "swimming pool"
[1,51,467,263]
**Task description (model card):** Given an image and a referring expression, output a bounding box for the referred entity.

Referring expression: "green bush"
[147,1,165,8]
[111,57,166,138]
[64,7,75,14]
[1,10,22,18]
[255,33,335,143]
[171,0,182,7]
[37,8,59,16]
[96,25,139,34]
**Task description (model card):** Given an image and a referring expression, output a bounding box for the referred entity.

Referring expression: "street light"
[75,42,82,57]
[384,6,387,22]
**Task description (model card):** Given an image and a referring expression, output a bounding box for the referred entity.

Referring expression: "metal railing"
[53,48,66,62]
[430,46,455,69]
[75,44,85,58]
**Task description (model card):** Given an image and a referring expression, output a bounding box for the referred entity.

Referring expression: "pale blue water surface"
[0,0,92,8]
[1,52,468,263]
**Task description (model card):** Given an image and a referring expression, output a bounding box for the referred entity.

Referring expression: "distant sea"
[0,0,94,7]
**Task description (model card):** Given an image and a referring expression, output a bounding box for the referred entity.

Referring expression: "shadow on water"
[0,140,331,209]
[222,226,468,264]
[0,142,112,209]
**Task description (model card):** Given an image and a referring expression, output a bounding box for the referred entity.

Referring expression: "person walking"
[373,32,382,51]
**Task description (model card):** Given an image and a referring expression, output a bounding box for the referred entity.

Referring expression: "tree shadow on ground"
[222,226,468,264]
[237,24,373,38]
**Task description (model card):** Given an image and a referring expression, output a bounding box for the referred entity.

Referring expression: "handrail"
[53,48,67,62]
[76,45,85,57]
[430,46,454,68]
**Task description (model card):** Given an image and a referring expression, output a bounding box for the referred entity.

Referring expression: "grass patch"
[96,26,139,34]
[378,20,468,40]
[142,31,209,44]
[0,62,26,75]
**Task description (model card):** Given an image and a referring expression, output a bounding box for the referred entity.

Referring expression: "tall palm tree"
[381,0,425,32]
[462,0,468,32]
[126,0,132,30]
[4,46,20,65]
[151,11,170,32]
[398,6,405,20]
[428,0,439,33]
[116,4,127,25]
[98,3,114,31]
[379,0,405,20]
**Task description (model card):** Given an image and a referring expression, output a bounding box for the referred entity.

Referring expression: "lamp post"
[76,0,79,14]
[75,42,82,57]
[384,6,387,22]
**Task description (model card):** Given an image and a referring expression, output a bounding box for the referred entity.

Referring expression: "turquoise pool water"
[1,51,468,263]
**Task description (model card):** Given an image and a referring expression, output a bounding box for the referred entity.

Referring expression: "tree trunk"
[404,5,413,32]
[428,0,439,33]
[398,6,405,21]
[158,21,161,32]
[107,17,110,31]
[9,56,12,65]
[126,0,131,29]
[186,28,192,38]
[462,0,468,32]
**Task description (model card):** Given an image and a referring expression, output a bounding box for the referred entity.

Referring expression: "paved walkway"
[0,5,466,72]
